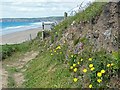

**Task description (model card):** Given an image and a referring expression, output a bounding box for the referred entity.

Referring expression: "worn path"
[1,51,39,88]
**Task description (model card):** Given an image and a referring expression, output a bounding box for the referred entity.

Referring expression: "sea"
[0,21,43,36]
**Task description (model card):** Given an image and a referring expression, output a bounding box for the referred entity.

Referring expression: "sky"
[0,0,94,18]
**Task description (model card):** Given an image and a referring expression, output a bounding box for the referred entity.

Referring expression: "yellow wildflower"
[97,79,102,83]
[90,67,95,71]
[73,64,76,67]
[101,69,105,74]
[83,69,87,73]
[88,58,92,61]
[71,55,74,57]
[111,63,114,66]
[97,72,102,77]
[54,50,56,53]
[107,64,110,67]
[74,68,77,72]
[89,84,92,88]
[56,46,61,50]
[70,66,73,69]
[51,53,53,56]
[77,62,80,65]
[55,32,58,34]
[60,52,62,54]
[89,64,93,68]
[81,58,83,61]
[73,78,78,82]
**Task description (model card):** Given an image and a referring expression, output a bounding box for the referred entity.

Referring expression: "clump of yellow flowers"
[83,69,87,73]
[97,69,105,78]
[73,78,78,82]
[89,64,93,68]
[90,67,95,71]
[89,84,92,88]
[77,61,80,65]
[97,72,102,77]
[89,64,95,71]
[107,63,114,67]
[73,63,76,67]
[88,58,92,61]
[97,79,102,83]
[70,66,73,69]
[67,54,115,88]
[73,68,77,72]
[81,58,83,61]
[101,69,105,74]
[56,46,61,50]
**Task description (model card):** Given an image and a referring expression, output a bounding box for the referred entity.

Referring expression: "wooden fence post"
[42,30,44,40]
[42,22,44,40]
[29,34,32,40]
[64,12,68,19]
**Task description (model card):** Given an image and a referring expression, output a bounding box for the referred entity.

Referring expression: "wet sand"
[0,28,42,45]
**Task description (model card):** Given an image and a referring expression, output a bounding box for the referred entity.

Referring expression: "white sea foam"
[1,22,42,36]
[1,21,53,36]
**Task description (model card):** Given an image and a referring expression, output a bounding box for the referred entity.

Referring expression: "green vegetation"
[7,67,18,88]
[1,37,40,60]
[24,51,72,88]
[51,2,106,42]
[2,2,119,88]
[23,42,119,88]
[1,42,30,59]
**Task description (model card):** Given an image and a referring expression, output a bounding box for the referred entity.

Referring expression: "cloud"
[1,0,94,18]
[2,0,81,3]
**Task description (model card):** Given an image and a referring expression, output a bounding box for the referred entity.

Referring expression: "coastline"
[0,28,42,45]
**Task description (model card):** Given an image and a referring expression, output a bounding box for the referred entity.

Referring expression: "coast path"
[1,51,39,88]
[0,61,8,89]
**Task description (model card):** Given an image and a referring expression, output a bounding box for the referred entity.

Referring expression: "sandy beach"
[0,28,42,45]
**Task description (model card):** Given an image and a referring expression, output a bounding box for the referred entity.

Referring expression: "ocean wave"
[1,21,53,36]
[1,23,42,36]
[31,22,42,25]
[3,26,25,31]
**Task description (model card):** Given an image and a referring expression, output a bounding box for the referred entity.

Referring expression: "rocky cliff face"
[58,2,119,53]
[91,2,119,52]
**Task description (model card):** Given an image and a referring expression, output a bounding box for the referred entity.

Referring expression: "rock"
[103,28,112,40]
[93,32,99,39]
[71,21,76,26]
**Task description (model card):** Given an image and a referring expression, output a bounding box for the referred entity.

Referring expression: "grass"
[7,75,16,88]
[1,42,30,60]
[6,67,18,88]
[24,44,119,88]
[1,34,41,60]
[2,2,119,88]
[24,51,72,88]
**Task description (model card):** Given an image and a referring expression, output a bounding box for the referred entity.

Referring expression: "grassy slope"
[1,38,41,87]
[23,2,119,88]
[2,2,119,88]
[24,51,73,88]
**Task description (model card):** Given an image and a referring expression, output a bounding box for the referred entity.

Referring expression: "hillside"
[1,17,63,22]
[1,2,120,89]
